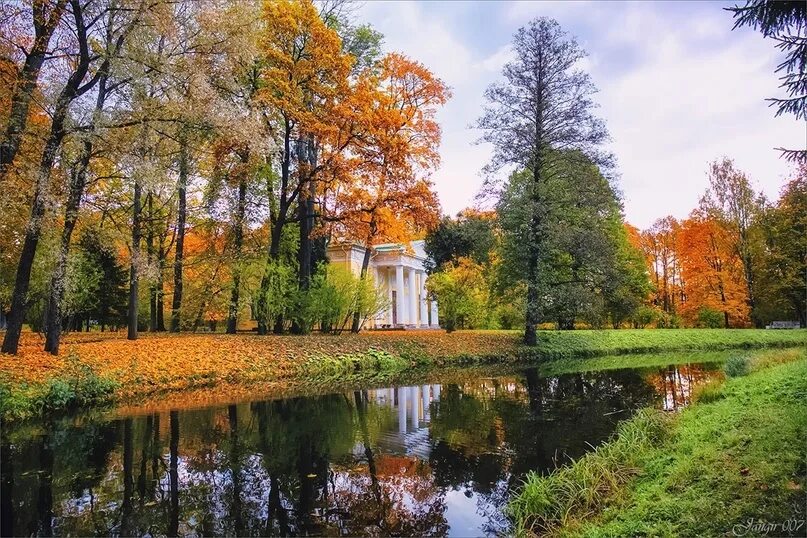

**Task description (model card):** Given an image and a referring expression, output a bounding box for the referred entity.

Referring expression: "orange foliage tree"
[640,216,684,319]
[328,53,448,331]
[677,213,750,327]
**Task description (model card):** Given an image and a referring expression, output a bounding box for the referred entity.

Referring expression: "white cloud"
[356,1,804,227]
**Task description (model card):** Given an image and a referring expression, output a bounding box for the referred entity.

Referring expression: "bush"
[697,307,725,329]
[426,259,487,332]
[656,312,682,329]
[632,306,658,329]
[37,352,118,414]
[496,302,525,330]
[723,355,750,377]
[301,264,388,333]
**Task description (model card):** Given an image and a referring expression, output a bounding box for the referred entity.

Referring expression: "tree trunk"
[257,121,291,335]
[0,0,66,180]
[44,142,90,355]
[351,237,374,333]
[147,193,157,332]
[226,176,247,334]
[156,244,166,331]
[524,162,543,346]
[1,96,71,354]
[170,131,188,332]
[128,180,142,340]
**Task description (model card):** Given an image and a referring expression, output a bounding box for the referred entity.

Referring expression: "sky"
[355,0,805,229]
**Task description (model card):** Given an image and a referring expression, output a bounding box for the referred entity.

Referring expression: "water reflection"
[0,364,718,537]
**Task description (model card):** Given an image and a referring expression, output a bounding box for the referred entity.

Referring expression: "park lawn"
[510,347,807,538]
[0,328,805,420]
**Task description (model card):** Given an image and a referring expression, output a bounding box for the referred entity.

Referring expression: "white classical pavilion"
[326,240,439,329]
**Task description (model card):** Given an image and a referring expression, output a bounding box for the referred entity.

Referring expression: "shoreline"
[509,347,807,537]
[1,329,805,421]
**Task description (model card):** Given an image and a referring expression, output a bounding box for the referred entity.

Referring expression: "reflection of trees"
[1,418,12,538]
[1,363,717,537]
[168,410,179,537]
[647,364,719,410]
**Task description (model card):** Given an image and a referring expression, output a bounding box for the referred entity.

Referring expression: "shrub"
[724,355,750,377]
[656,312,681,329]
[36,352,119,414]
[632,306,659,328]
[42,378,76,412]
[426,260,487,332]
[301,264,388,333]
[696,307,725,329]
[496,302,525,330]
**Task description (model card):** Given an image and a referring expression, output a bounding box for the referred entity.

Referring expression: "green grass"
[510,348,807,537]
[524,328,807,361]
[537,350,731,376]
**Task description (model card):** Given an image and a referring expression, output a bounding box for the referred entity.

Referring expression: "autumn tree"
[43,0,150,354]
[756,164,807,326]
[0,0,67,180]
[677,213,750,327]
[700,158,764,325]
[641,216,684,318]
[2,0,151,354]
[476,18,610,345]
[254,0,353,334]
[330,53,447,332]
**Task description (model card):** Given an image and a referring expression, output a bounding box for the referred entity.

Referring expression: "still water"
[1,363,718,537]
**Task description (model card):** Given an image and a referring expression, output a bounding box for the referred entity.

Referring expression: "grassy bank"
[0,329,805,420]
[510,347,807,537]
[522,328,807,360]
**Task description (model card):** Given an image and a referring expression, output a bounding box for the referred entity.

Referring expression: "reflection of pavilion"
[366,385,441,457]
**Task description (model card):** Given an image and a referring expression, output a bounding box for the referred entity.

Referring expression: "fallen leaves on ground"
[0,330,521,399]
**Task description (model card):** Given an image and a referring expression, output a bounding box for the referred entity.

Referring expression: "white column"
[395,265,405,326]
[408,267,417,327]
[433,384,441,402]
[419,271,428,327]
[398,386,407,433]
[421,384,430,420]
[386,267,394,325]
[409,386,419,428]
[430,297,439,328]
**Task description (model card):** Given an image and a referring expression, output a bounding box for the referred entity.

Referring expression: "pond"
[1,362,719,537]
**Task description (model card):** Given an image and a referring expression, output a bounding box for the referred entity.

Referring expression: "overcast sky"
[355,0,805,229]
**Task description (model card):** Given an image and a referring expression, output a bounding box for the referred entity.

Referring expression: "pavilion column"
[421,384,430,420]
[409,386,419,428]
[384,267,393,325]
[419,271,428,328]
[395,265,405,327]
[397,386,407,433]
[430,296,439,328]
[407,267,417,327]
